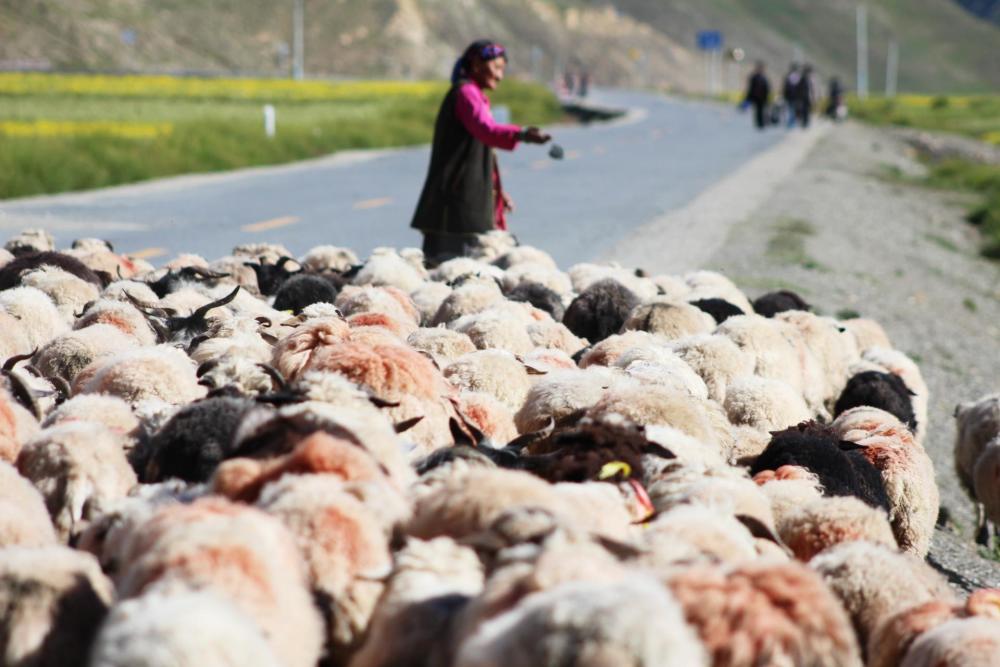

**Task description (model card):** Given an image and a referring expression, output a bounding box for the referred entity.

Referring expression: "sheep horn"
[254,316,272,328]
[255,363,287,391]
[189,286,240,321]
[49,375,71,405]
[259,331,279,344]
[3,349,38,372]
[2,370,42,420]
[116,265,125,281]
[643,442,676,459]
[276,256,297,269]
[368,395,401,409]
[393,416,424,434]
[148,319,171,343]
[735,514,794,557]
[504,417,556,452]
[448,397,489,445]
[103,239,114,252]
[416,350,441,370]
[449,417,476,447]
[595,535,644,560]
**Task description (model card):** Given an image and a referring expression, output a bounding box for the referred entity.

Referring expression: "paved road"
[0,90,783,267]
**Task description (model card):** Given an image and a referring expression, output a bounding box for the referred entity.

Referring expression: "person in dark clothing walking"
[411,40,550,266]
[782,62,801,128]
[795,64,817,128]
[743,61,771,130]
[825,76,845,120]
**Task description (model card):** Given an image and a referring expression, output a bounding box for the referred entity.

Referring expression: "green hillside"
[0,0,997,93]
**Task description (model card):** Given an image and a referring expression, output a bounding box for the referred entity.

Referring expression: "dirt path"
[714,122,1000,589]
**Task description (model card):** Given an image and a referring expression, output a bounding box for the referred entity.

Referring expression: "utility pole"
[292,0,305,80]
[885,41,899,97]
[856,4,868,99]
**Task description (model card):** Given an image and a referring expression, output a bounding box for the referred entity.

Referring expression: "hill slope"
[0,0,997,92]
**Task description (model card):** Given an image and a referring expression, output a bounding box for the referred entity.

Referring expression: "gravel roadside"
[616,120,1000,590]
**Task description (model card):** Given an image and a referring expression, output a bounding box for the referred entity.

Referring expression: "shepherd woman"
[411,40,551,266]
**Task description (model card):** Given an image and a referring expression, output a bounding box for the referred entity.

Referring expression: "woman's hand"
[520,127,551,144]
[502,192,515,213]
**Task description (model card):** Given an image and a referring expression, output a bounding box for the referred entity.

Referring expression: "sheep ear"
[449,417,476,447]
[187,334,210,354]
[837,440,869,451]
[595,535,643,560]
[736,514,794,557]
[3,350,37,372]
[2,370,42,420]
[49,376,71,405]
[394,416,424,434]
[196,359,221,378]
[571,345,591,365]
[643,442,676,459]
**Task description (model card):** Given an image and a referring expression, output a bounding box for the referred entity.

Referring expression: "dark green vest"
[410,83,495,235]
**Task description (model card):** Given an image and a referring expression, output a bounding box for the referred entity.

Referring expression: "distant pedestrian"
[411,40,551,266]
[743,61,771,130]
[795,64,817,128]
[578,69,590,98]
[782,63,801,128]
[825,76,846,121]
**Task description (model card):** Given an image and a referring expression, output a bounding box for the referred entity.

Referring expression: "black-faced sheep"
[835,370,917,430]
[752,289,811,317]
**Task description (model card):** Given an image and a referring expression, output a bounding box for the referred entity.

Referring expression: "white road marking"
[242,215,300,232]
[353,197,393,210]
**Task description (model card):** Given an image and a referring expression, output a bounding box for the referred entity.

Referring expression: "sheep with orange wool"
[347,310,415,339]
[74,298,159,346]
[351,537,484,667]
[0,546,114,667]
[810,541,955,655]
[900,616,1000,667]
[0,386,40,464]
[406,327,476,366]
[336,284,420,327]
[622,298,716,341]
[867,588,1000,667]
[776,495,896,561]
[444,350,531,413]
[212,431,393,503]
[455,577,708,667]
[17,421,136,541]
[457,390,518,444]
[519,346,577,373]
[0,460,56,547]
[89,588,282,667]
[73,345,205,406]
[0,286,70,349]
[229,398,414,491]
[667,559,861,667]
[34,324,141,384]
[257,474,392,654]
[831,407,938,556]
[271,316,350,380]
[512,366,626,434]
[114,497,325,667]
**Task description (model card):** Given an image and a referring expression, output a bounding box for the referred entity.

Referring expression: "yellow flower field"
[0,72,445,102]
[0,119,173,139]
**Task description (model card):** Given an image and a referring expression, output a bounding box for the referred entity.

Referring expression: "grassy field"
[852,94,1000,260]
[0,73,563,200]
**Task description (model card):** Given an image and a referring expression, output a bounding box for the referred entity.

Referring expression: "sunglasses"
[479,44,507,60]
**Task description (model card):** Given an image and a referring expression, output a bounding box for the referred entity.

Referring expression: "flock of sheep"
[0,226,998,667]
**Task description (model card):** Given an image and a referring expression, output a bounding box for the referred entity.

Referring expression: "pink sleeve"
[455,83,521,151]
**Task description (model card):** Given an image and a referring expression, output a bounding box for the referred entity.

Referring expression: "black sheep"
[562,278,639,343]
[244,256,300,296]
[139,396,256,483]
[505,281,565,321]
[272,273,343,314]
[750,421,891,512]
[0,251,104,290]
[690,297,745,324]
[834,370,918,431]
[145,266,232,299]
[752,290,811,318]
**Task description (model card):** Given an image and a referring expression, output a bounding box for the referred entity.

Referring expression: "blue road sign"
[697,30,723,51]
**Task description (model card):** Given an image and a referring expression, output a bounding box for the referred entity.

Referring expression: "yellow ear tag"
[598,460,631,480]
